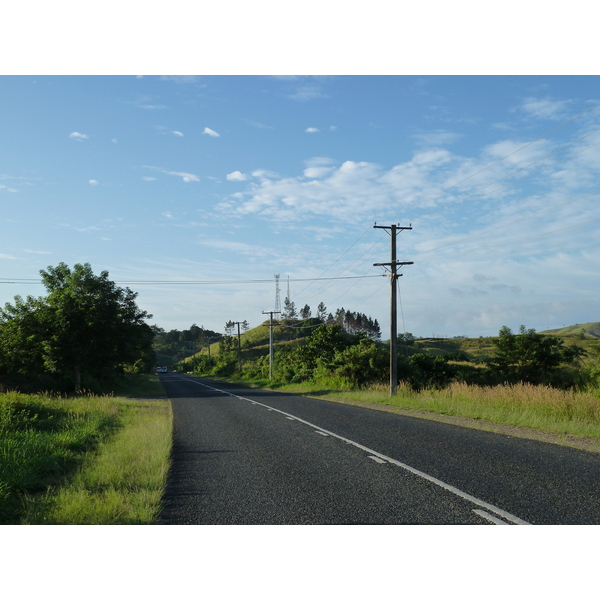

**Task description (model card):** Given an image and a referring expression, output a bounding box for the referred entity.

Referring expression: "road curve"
[158,374,600,525]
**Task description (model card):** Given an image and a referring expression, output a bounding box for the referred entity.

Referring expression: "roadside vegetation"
[0,375,171,524]
[178,317,600,442]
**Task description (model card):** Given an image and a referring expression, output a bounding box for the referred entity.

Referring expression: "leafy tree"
[486,325,582,385]
[398,332,416,346]
[299,304,311,319]
[0,262,154,392]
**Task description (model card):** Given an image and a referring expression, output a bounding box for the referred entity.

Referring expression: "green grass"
[1,374,172,524]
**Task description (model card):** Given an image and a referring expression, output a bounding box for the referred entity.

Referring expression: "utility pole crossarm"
[373,261,414,268]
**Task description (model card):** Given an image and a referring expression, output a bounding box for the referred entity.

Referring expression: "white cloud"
[69,132,89,141]
[203,127,220,137]
[226,171,248,181]
[305,127,320,133]
[143,166,200,183]
[111,138,119,144]
[0,253,17,260]
[0,184,18,192]
[171,171,200,183]
[303,167,333,179]
[517,97,571,120]
[287,84,328,102]
[142,176,157,181]
[162,211,174,219]
[251,169,278,179]
[172,131,184,137]
[89,179,99,186]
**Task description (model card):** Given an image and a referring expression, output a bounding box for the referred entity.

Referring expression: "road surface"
[158,373,600,524]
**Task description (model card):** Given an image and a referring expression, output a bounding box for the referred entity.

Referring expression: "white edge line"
[178,376,531,525]
[473,509,510,525]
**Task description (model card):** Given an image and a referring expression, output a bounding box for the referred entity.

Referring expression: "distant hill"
[540,322,600,338]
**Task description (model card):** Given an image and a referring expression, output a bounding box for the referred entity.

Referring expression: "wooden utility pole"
[373,223,413,396]
[262,310,281,379]
[233,322,244,372]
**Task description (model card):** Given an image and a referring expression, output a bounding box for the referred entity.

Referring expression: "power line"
[0,274,385,286]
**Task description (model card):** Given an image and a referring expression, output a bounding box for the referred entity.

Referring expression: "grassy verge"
[1,375,172,524]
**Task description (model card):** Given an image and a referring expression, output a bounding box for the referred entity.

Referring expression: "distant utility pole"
[373,223,413,396]
[274,274,281,315]
[233,322,244,372]
[262,310,281,379]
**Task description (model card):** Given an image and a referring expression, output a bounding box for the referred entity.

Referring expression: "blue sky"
[2,74,599,338]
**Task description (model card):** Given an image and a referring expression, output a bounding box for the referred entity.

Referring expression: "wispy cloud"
[172,131,184,137]
[517,97,572,120]
[245,119,273,130]
[412,130,461,147]
[129,96,166,110]
[203,127,221,137]
[0,253,17,260]
[143,166,200,183]
[305,127,320,133]
[69,132,89,141]
[89,179,99,186]
[287,84,328,102]
[0,184,18,193]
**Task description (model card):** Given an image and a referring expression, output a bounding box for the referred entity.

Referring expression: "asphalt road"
[158,373,600,525]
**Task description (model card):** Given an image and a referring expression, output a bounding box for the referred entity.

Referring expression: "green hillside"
[540,322,600,338]
[178,320,600,372]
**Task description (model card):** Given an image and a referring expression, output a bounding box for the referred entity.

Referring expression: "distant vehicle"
[156,366,168,373]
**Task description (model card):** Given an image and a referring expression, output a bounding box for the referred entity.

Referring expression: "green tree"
[316,302,327,321]
[0,262,154,392]
[299,304,311,319]
[282,296,297,319]
[486,325,580,385]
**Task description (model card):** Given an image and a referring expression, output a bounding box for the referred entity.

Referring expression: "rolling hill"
[540,322,600,338]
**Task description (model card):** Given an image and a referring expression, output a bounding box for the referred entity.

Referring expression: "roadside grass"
[306,382,600,440]
[0,375,172,525]
[212,376,600,441]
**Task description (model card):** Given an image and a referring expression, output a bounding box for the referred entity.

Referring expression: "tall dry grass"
[308,381,600,439]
